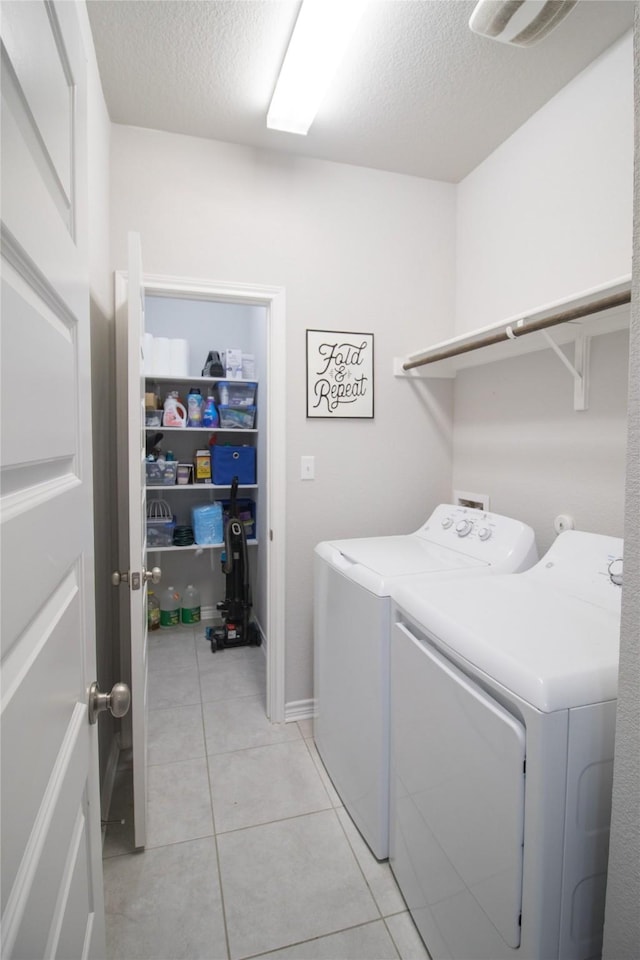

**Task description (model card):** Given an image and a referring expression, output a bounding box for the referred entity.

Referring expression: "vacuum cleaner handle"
[229,476,239,518]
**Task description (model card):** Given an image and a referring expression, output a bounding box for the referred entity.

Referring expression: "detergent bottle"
[187,387,204,427]
[163,391,187,427]
[147,590,160,631]
[202,394,219,428]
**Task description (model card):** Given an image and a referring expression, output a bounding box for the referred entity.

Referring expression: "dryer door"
[391,622,526,956]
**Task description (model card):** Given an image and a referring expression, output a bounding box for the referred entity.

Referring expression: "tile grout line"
[146,629,414,960]
[196,630,233,960]
[299,730,342,808]
[235,917,402,960]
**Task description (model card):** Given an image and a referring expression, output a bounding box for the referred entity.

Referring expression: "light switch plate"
[301,456,315,480]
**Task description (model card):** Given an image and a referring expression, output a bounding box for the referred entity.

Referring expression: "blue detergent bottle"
[202,393,219,428]
[187,387,203,427]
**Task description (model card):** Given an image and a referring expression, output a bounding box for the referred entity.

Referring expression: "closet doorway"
[115,251,286,849]
[141,273,286,725]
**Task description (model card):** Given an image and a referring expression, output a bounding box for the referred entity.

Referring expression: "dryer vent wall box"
[389,529,623,960]
[454,489,490,511]
[313,502,537,861]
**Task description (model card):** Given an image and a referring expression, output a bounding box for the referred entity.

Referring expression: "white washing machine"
[313,503,537,860]
[389,530,623,960]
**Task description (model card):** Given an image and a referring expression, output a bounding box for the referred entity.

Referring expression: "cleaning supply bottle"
[202,394,219,428]
[160,586,181,627]
[181,584,201,624]
[147,590,160,631]
[187,387,204,427]
[163,391,187,427]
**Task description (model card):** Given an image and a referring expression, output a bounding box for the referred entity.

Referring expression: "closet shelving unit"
[394,278,631,411]
[145,373,258,553]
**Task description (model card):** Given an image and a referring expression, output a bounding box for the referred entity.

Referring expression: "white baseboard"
[285,698,315,723]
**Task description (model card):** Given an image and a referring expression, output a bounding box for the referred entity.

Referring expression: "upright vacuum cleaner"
[206,477,260,652]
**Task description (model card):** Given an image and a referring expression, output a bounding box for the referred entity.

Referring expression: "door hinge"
[523,758,526,775]
[131,572,141,590]
[269,529,273,542]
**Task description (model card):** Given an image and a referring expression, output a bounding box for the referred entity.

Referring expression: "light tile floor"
[103,622,430,960]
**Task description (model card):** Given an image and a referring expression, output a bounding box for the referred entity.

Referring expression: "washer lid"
[315,536,487,596]
[392,574,621,712]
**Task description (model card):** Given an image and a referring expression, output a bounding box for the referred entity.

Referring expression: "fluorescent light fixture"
[267,0,367,135]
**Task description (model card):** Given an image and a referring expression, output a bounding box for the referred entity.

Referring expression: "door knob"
[143,566,162,584]
[111,570,129,586]
[88,681,131,725]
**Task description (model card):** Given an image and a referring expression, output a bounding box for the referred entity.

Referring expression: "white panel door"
[0,2,105,958]
[115,233,149,849]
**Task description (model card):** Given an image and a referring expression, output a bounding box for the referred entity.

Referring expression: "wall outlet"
[453,489,490,511]
[554,514,575,534]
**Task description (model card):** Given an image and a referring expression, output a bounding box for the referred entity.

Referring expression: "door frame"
[117,270,287,723]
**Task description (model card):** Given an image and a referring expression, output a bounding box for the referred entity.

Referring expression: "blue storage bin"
[212,445,256,485]
[191,502,223,544]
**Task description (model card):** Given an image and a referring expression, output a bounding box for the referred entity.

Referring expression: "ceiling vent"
[469,0,578,46]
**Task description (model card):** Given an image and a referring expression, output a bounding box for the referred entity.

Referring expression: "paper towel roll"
[170,338,190,377]
[153,337,171,376]
[143,333,154,375]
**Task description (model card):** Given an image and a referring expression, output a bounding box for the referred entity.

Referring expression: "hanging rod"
[402,290,631,371]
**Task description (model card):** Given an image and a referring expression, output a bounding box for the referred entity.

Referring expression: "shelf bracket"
[540,330,590,411]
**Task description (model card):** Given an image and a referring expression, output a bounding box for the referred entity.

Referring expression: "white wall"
[145,296,263,375]
[110,127,456,704]
[456,31,634,334]
[453,329,629,552]
[453,30,634,554]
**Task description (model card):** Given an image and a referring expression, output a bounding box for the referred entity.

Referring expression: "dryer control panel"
[415,504,538,574]
[525,530,624,611]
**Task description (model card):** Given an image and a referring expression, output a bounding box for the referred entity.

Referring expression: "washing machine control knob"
[441,518,453,529]
[455,520,473,537]
[478,527,492,541]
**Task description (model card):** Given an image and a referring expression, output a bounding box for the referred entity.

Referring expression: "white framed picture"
[306,330,374,419]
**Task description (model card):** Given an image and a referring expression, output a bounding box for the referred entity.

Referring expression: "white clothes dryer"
[313,503,537,860]
[389,530,623,960]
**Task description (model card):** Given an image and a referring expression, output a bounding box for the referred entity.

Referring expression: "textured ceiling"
[87,0,635,183]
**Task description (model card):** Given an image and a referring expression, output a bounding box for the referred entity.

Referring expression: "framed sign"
[306,330,374,419]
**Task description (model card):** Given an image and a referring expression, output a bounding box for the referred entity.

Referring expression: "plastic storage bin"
[191,502,223,544]
[216,381,257,407]
[212,445,256,485]
[218,405,256,429]
[146,460,178,485]
[147,518,176,547]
